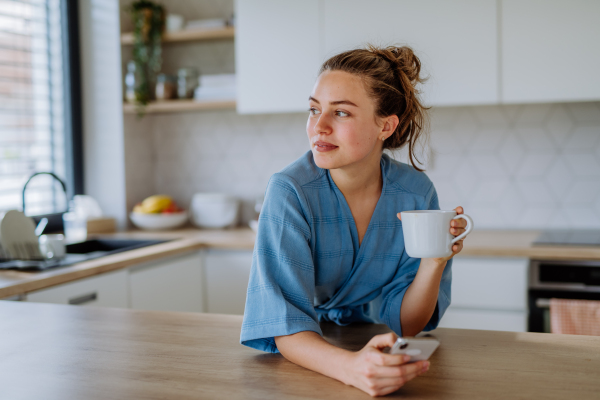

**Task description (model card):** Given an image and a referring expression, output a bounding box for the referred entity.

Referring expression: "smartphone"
[390,337,440,362]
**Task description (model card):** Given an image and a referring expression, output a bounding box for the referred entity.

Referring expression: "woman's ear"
[381,115,399,140]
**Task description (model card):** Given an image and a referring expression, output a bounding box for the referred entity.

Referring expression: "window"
[0,0,82,216]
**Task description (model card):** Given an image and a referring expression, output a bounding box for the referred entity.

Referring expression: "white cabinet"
[26,269,129,308]
[235,0,321,114]
[502,0,600,103]
[129,251,204,313]
[236,0,498,112]
[204,249,253,315]
[323,0,498,106]
[438,308,527,332]
[439,257,528,332]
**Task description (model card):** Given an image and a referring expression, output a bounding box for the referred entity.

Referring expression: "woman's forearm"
[275,331,353,384]
[400,259,446,336]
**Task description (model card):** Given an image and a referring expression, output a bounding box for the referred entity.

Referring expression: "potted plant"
[127,0,165,110]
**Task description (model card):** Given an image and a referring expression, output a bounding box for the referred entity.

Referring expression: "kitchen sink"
[0,238,170,271]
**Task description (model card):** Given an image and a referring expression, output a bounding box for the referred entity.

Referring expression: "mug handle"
[450,214,473,244]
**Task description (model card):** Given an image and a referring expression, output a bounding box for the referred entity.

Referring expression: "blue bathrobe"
[240,151,452,353]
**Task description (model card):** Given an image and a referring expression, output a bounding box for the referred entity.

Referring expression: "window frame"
[25,0,84,231]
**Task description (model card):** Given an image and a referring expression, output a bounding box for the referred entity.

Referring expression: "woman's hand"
[341,332,429,397]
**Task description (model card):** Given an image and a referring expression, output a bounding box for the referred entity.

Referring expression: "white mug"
[400,210,473,258]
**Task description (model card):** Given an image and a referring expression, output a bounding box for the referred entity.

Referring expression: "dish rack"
[0,210,43,261]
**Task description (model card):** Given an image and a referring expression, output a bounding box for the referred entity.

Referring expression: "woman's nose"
[313,115,332,135]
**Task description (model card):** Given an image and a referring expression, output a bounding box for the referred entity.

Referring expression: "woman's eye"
[308,107,320,116]
[335,110,349,117]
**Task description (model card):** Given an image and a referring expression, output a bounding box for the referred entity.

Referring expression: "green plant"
[128,0,165,109]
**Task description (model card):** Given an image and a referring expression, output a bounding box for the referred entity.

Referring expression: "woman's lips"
[314,140,338,152]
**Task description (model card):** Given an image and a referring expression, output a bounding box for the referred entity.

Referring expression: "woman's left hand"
[447,206,467,257]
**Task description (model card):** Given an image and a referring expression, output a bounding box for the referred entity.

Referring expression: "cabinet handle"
[68,292,98,305]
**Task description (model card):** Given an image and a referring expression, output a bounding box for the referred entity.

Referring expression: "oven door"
[528,259,600,333]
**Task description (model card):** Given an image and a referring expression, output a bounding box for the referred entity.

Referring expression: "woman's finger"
[396,212,402,221]
[450,219,467,229]
[454,206,464,214]
[374,385,403,397]
[370,361,428,377]
[450,227,465,236]
[375,369,424,388]
[367,332,398,350]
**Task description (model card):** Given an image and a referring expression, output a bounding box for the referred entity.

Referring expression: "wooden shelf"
[123,99,236,114]
[121,26,235,45]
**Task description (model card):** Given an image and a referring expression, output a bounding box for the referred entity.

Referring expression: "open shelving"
[120,26,235,45]
[122,99,236,114]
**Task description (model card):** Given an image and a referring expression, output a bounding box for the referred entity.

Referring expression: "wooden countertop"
[1,301,598,399]
[1,227,599,299]
[0,228,256,299]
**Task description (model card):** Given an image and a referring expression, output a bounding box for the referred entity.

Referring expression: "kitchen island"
[1,301,598,399]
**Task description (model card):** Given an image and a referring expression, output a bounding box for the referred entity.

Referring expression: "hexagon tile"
[124,101,600,227]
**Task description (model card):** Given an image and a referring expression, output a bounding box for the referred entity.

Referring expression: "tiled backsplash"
[124,101,600,229]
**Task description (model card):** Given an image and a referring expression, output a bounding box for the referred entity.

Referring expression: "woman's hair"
[319,45,429,171]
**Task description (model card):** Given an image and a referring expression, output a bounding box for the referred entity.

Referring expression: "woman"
[240,45,468,397]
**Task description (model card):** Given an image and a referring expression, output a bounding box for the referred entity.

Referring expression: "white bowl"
[190,193,239,228]
[129,211,188,230]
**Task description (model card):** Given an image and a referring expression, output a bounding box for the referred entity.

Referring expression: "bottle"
[125,61,137,103]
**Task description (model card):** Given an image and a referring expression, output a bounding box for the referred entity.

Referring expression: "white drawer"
[439,308,527,332]
[26,269,128,308]
[450,257,528,311]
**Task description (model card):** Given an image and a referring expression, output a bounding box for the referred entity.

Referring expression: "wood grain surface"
[1,302,599,399]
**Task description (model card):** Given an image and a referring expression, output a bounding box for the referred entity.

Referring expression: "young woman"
[240,45,468,397]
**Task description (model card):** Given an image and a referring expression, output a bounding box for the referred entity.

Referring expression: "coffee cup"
[400,210,473,258]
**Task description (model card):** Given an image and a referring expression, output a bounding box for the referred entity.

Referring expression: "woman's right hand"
[341,332,429,397]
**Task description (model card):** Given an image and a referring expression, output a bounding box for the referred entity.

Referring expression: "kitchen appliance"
[528,259,600,332]
[190,193,239,229]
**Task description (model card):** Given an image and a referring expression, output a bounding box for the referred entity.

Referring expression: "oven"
[528,259,600,332]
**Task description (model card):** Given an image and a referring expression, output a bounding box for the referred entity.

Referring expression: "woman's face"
[307,70,393,171]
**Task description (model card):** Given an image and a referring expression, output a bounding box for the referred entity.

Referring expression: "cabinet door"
[502,0,600,103]
[438,308,527,332]
[129,252,204,313]
[323,0,498,106]
[204,249,253,315]
[450,257,528,311]
[235,0,321,113]
[26,269,128,308]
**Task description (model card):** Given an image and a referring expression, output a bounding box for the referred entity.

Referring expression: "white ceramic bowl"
[190,193,239,228]
[129,211,188,230]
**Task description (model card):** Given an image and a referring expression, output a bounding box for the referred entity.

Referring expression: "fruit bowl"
[129,211,188,230]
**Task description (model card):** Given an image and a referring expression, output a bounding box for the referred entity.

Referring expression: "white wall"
[124,101,600,229]
[80,0,127,228]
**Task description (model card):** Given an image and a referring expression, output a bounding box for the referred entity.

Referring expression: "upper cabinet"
[501,0,600,104]
[236,0,600,114]
[323,0,498,107]
[235,0,322,114]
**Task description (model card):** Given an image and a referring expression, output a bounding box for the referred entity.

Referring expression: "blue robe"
[240,151,452,353]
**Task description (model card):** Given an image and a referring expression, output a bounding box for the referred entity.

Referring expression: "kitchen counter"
[1,227,599,299]
[0,227,255,299]
[1,301,598,399]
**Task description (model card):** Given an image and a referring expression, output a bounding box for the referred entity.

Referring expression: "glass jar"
[177,67,199,99]
[155,73,177,100]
